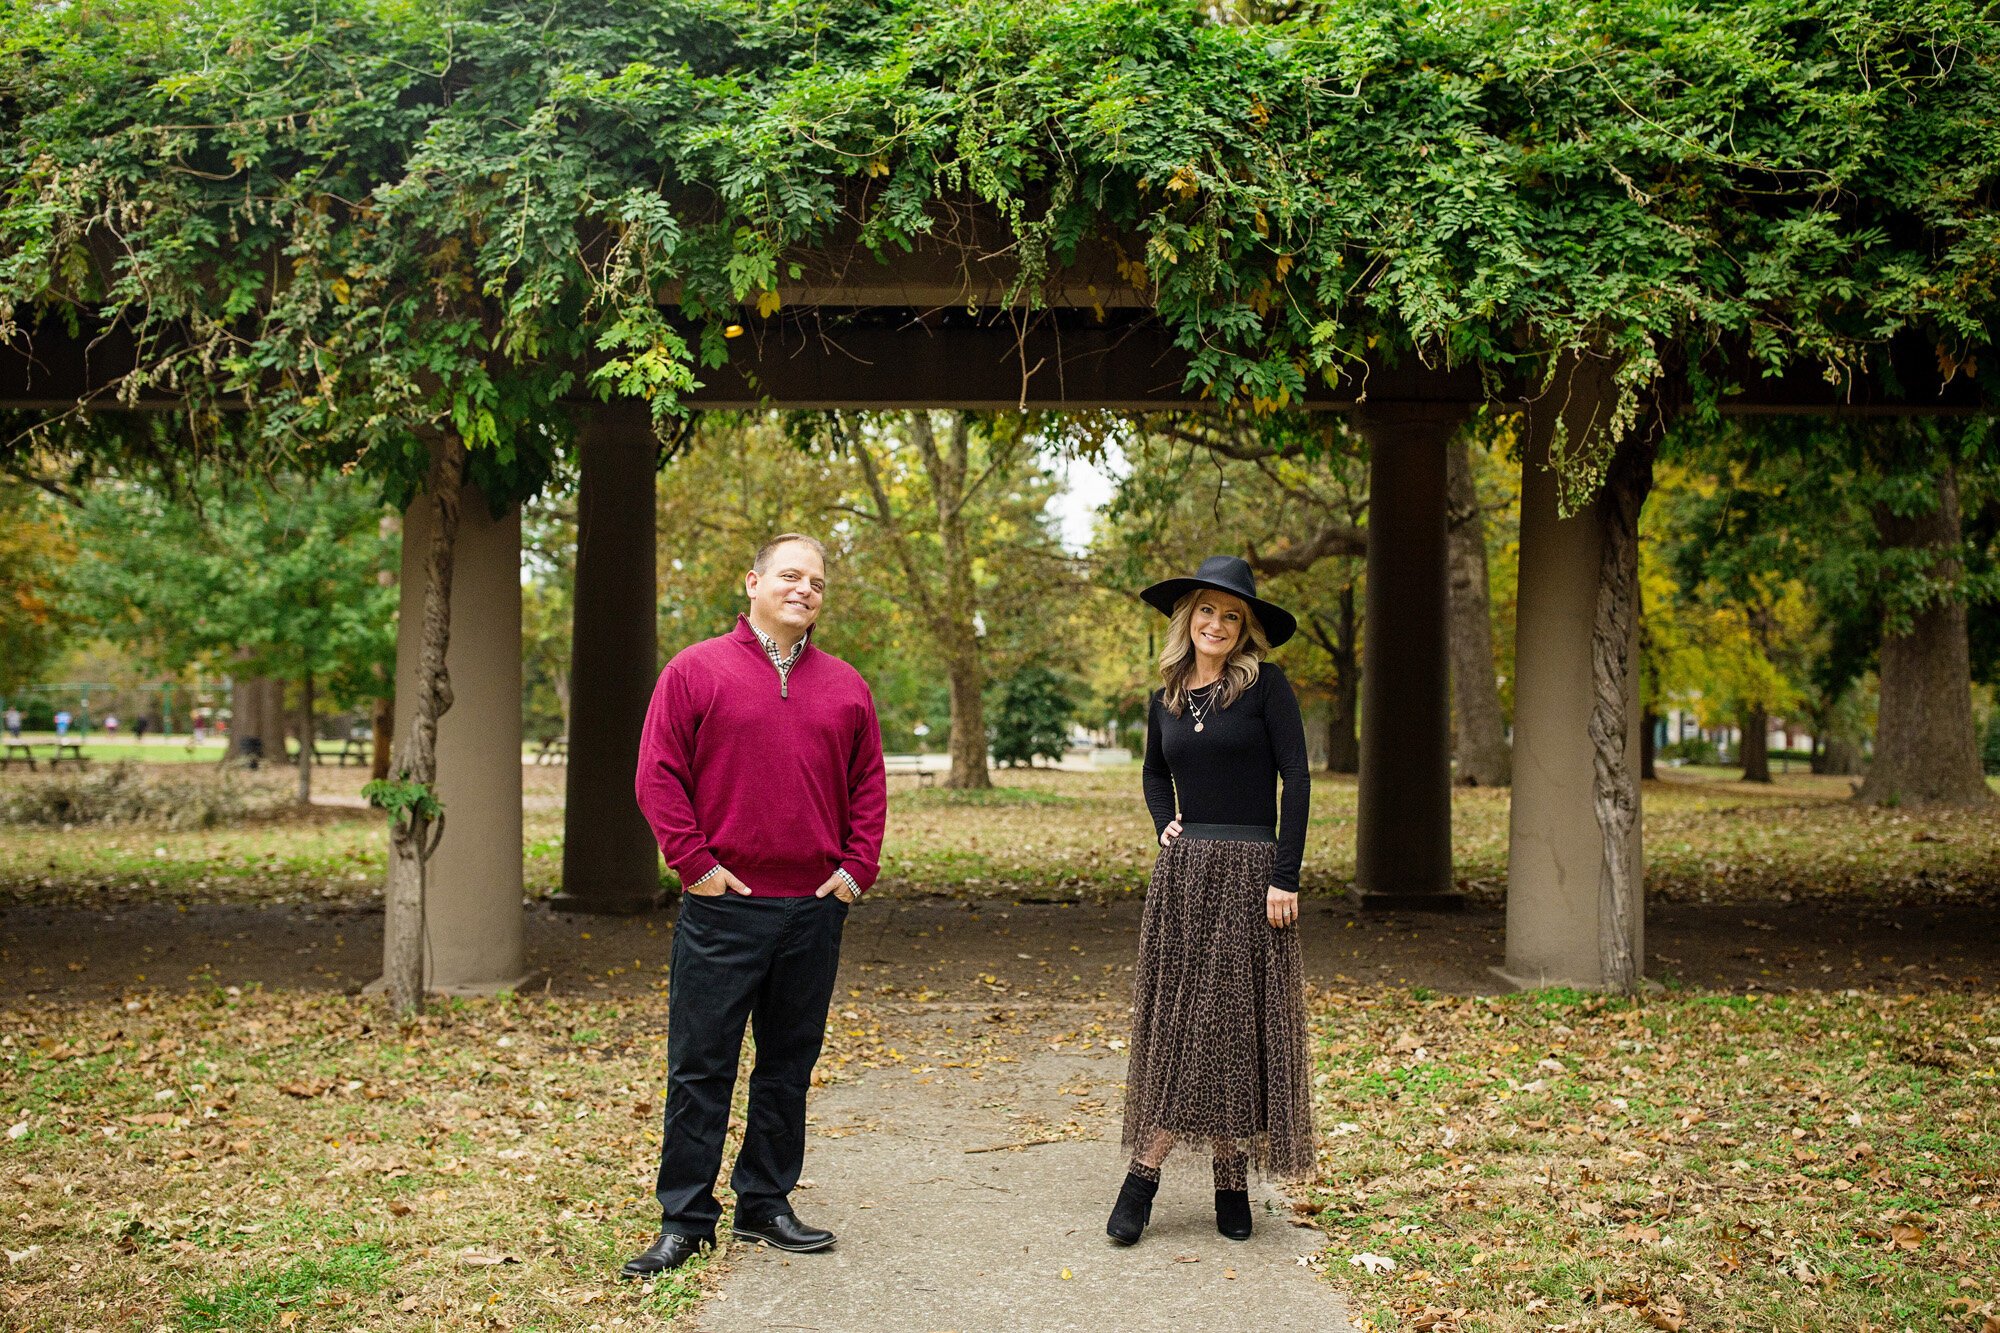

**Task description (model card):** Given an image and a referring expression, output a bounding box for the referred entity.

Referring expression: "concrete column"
[553,409,663,913]
[1499,373,1645,990]
[1353,404,1465,910]
[391,479,528,993]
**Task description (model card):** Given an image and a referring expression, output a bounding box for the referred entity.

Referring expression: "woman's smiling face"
[1190,592,1248,666]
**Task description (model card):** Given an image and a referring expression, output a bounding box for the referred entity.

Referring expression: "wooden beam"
[3,309,1987,415]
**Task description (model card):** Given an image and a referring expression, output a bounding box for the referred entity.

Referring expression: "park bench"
[534,736,569,765]
[286,739,345,766]
[1,741,39,771]
[279,737,370,767]
[884,754,936,788]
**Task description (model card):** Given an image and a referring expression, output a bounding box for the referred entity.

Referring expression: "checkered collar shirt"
[750,621,809,692]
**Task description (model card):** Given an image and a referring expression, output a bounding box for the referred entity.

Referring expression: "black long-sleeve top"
[1142,662,1311,892]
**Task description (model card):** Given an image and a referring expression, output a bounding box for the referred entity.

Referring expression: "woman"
[1108,555,1314,1246]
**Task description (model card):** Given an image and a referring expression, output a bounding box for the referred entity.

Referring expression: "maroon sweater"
[635,616,887,897]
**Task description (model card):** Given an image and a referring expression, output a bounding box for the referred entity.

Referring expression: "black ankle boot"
[1215,1188,1253,1240]
[1106,1171,1159,1246]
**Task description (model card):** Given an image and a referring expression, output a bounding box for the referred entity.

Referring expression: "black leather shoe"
[619,1231,711,1279]
[731,1212,835,1253]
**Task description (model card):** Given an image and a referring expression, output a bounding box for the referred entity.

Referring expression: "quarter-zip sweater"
[636,616,888,897]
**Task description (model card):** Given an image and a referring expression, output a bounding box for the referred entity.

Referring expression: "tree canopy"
[4,0,1997,508]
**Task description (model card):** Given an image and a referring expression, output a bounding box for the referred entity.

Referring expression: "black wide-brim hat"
[1139,555,1297,648]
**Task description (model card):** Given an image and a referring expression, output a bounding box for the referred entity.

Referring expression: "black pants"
[655,891,847,1240]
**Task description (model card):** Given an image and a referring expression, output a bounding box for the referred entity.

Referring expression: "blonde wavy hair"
[1159,589,1269,715]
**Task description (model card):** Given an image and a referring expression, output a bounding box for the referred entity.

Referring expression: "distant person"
[53,710,71,738]
[3,707,20,740]
[192,717,208,744]
[134,716,151,742]
[1105,556,1315,1247]
[104,714,120,734]
[622,533,887,1280]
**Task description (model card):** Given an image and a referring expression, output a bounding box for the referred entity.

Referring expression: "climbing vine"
[1,0,1995,504]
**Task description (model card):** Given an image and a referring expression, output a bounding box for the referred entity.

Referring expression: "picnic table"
[884,754,937,788]
[285,736,373,767]
[0,741,90,771]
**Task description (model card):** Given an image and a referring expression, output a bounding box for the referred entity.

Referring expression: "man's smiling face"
[745,539,827,637]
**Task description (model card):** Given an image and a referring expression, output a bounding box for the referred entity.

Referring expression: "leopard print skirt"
[1120,836,1316,1182]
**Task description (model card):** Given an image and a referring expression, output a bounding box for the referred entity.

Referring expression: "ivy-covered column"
[1500,360,1646,990]
[1352,403,1466,910]
[390,477,528,992]
[553,407,663,914]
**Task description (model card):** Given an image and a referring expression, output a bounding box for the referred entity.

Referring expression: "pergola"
[6,240,1978,995]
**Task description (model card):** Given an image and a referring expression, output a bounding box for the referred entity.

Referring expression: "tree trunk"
[383,437,466,1015]
[1446,430,1511,785]
[1856,465,1992,807]
[943,638,989,789]
[371,693,394,781]
[1640,707,1658,781]
[296,669,314,805]
[1821,734,1866,777]
[372,510,399,782]
[1740,706,1771,783]
[1591,435,1653,995]
[911,412,991,789]
[227,662,275,768]
[1327,583,1361,774]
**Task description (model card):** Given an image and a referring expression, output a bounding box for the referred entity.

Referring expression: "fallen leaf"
[1889,1222,1926,1250]
[458,1249,519,1267]
[1223,1267,1237,1280]
[1348,1252,1397,1275]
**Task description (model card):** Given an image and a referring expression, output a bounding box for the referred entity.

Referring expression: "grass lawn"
[1,986,1991,1331]
[3,764,1996,911]
[2,739,233,765]
[1305,986,1997,1333]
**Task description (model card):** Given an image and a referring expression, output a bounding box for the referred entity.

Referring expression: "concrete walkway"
[694,1026,1354,1333]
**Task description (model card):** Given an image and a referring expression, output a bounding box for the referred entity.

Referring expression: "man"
[3,706,20,740]
[622,533,888,1280]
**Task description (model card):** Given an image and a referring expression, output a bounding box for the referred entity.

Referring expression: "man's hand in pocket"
[687,867,752,897]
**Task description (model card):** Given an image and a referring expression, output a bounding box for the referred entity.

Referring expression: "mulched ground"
[5,893,1993,1008]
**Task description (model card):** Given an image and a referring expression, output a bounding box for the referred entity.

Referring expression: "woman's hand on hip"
[1266,887,1298,928]
[1159,819,1183,849]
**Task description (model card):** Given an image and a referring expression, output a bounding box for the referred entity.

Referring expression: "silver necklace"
[1187,680,1221,732]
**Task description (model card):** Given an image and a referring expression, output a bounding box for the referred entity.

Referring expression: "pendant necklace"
[1187,680,1220,732]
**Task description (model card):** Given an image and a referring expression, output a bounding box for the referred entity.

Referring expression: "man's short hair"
[753,532,828,575]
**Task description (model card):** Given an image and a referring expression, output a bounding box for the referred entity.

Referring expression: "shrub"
[0,763,290,829]
[1659,736,1720,766]
[989,666,1079,768]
